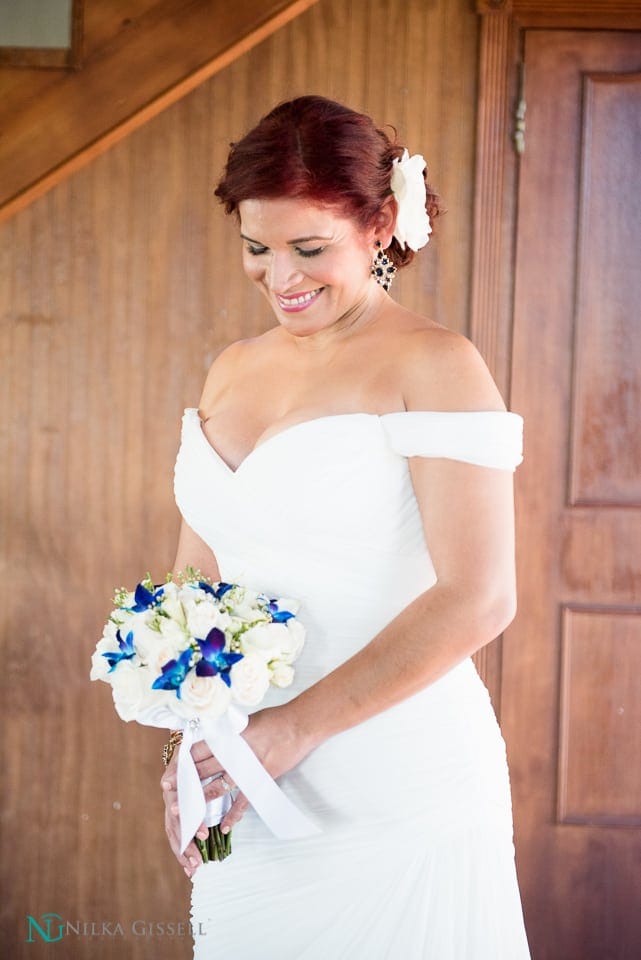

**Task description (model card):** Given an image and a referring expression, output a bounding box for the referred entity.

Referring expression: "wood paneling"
[559,606,641,826]
[0,0,321,221]
[0,1,479,956]
[569,72,641,507]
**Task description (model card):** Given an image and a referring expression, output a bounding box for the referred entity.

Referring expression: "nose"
[266,251,303,292]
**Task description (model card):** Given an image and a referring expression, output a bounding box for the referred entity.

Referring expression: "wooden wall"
[0,1,479,955]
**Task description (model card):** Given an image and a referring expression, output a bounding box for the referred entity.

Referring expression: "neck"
[282,285,388,354]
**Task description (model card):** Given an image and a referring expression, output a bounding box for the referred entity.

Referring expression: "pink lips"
[276,288,324,313]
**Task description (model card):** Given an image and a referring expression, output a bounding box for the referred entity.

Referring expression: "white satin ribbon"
[138,703,320,854]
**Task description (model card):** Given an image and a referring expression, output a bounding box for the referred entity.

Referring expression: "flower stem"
[195,836,209,863]
[199,825,232,861]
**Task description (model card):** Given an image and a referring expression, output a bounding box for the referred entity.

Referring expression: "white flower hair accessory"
[390,149,432,251]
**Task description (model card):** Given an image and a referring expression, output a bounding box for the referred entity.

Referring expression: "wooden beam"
[0,0,320,223]
[476,0,641,28]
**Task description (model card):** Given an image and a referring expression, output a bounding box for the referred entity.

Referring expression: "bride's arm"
[283,331,517,741]
[172,518,221,582]
[286,456,516,744]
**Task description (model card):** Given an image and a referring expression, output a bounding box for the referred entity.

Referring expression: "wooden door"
[503,30,641,960]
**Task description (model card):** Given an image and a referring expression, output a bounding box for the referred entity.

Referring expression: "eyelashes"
[245,245,325,258]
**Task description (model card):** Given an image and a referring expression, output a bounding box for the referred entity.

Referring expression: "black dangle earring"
[371,240,396,291]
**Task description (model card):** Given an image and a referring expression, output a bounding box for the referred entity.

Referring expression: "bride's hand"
[163,706,316,837]
[160,745,209,878]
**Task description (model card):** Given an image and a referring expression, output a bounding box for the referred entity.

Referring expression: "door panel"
[505,30,641,960]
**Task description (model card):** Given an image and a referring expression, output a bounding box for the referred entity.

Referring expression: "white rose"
[90,638,116,681]
[159,592,186,626]
[177,583,212,605]
[242,620,305,664]
[99,613,135,644]
[240,623,283,662]
[114,609,138,635]
[230,653,271,706]
[134,620,188,676]
[111,661,151,721]
[226,587,269,623]
[101,618,121,644]
[390,149,432,251]
[177,670,232,719]
[280,619,306,664]
[269,662,295,688]
[158,615,188,647]
[185,601,227,641]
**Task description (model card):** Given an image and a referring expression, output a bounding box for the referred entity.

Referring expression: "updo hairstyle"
[214,96,441,270]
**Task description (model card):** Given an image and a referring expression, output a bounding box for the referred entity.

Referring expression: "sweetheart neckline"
[191,409,384,475]
[184,407,521,476]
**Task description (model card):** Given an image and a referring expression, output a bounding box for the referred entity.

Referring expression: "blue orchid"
[127,581,164,613]
[151,647,194,695]
[102,629,136,672]
[196,627,243,687]
[268,600,294,623]
[195,580,234,601]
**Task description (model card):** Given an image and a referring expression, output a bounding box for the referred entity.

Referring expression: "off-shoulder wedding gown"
[173,408,531,959]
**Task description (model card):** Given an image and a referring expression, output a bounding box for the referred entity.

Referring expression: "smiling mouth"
[276,288,324,312]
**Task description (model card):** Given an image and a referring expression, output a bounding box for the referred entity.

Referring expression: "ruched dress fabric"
[173,408,530,959]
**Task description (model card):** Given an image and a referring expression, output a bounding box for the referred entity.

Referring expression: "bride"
[161,95,530,958]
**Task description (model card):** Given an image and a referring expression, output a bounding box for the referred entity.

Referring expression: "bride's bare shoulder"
[198,335,271,409]
[389,313,506,412]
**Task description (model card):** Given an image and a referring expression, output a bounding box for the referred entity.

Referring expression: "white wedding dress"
[173,407,531,959]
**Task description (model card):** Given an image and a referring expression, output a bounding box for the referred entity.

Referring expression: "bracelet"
[162,730,183,767]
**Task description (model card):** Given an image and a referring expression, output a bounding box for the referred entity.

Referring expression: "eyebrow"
[240,233,331,245]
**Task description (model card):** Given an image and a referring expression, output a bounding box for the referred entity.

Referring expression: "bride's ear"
[371,196,397,248]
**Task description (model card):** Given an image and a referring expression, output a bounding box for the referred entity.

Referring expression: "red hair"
[214,96,440,269]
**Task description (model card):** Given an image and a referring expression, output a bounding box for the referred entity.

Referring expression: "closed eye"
[244,243,325,257]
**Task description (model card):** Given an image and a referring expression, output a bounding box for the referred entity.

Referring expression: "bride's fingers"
[194,755,225,781]
[203,772,236,803]
[163,802,204,877]
[161,757,224,793]
[164,768,233,813]
[220,792,249,834]
[161,771,177,792]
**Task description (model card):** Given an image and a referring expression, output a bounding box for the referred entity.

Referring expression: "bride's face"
[238,197,379,338]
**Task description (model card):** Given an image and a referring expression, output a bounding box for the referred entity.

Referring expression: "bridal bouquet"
[90,569,317,860]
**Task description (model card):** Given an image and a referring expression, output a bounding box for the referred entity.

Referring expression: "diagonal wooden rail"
[0,0,320,223]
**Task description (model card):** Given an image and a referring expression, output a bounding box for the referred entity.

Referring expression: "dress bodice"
[174,409,522,586]
[174,408,522,697]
